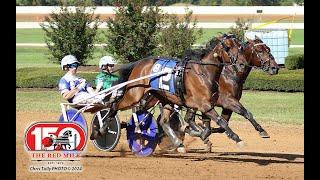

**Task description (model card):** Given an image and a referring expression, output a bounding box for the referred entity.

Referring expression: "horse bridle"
[251,42,273,71]
[219,37,240,65]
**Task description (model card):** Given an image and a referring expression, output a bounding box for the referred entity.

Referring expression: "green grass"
[16,47,56,68]
[288,47,304,55]
[16,89,304,125]
[225,91,304,125]
[289,29,304,45]
[16,46,304,69]
[16,28,304,45]
[16,29,46,43]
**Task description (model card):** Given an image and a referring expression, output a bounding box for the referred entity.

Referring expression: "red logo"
[25,122,87,151]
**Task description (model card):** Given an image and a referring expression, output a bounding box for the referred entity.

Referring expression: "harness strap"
[174,60,188,107]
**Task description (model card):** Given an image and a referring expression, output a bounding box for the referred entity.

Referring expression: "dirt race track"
[16,111,304,180]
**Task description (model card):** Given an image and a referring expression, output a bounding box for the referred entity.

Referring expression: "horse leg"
[204,108,244,147]
[199,114,212,152]
[220,97,269,138]
[184,108,203,135]
[200,114,211,141]
[211,108,232,133]
[159,104,185,153]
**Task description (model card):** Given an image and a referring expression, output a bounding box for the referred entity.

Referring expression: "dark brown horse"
[184,34,280,141]
[91,36,248,150]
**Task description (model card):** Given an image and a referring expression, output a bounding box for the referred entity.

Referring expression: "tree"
[40,5,100,65]
[228,18,250,41]
[155,9,203,58]
[104,0,164,63]
[250,0,281,6]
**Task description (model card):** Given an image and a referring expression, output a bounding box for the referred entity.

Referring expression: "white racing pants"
[72,92,106,104]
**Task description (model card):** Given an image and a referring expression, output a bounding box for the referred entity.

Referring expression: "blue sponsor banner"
[150,59,177,94]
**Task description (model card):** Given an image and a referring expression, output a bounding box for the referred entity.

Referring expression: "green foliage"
[228,18,250,41]
[104,0,163,63]
[155,9,203,58]
[243,69,304,92]
[285,53,304,70]
[221,0,252,6]
[16,67,96,88]
[40,6,100,65]
[16,0,95,5]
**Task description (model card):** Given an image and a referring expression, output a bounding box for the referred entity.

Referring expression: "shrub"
[104,0,163,63]
[16,67,97,88]
[285,53,304,70]
[104,0,202,62]
[155,9,203,58]
[40,5,100,65]
[243,69,304,92]
[228,18,250,41]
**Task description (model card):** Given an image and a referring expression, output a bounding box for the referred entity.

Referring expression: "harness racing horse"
[91,36,248,151]
[210,35,280,136]
[184,34,280,142]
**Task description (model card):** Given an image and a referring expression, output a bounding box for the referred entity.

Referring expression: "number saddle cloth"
[149,58,187,104]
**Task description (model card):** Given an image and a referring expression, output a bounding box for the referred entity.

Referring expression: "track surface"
[16,111,304,180]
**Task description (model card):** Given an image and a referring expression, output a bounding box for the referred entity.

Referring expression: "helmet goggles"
[67,62,79,69]
[101,64,114,70]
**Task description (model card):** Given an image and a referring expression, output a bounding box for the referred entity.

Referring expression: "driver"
[58,55,103,104]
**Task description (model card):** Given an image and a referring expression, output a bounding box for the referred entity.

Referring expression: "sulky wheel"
[59,108,88,134]
[126,110,158,157]
[91,109,121,151]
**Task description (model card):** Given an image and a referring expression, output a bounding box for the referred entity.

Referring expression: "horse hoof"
[176,144,187,153]
[259,131,270,138]
[204,142,212,153]
[236,141,245,148]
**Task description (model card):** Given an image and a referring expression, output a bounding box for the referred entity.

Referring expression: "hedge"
[243,69,304,92]
[285,53,304,70]
[16,67,304,92]
[16,67,97,88]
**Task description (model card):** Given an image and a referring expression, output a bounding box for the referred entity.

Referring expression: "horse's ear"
[254,35,261,40]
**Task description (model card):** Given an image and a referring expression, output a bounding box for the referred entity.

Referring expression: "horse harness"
[251,42,272,71]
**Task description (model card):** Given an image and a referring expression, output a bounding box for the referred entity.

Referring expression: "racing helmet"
[99,56,117,69]
[61,55,79,70]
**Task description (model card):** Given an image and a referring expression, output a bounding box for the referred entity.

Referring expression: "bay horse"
[91,36,248,150]
[184,34,280,141]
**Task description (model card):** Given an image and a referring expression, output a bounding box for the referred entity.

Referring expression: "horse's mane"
[117,56,159,83]
[182,37,220,61]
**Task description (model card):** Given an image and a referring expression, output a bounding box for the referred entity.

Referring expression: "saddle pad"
[150,58,178,94]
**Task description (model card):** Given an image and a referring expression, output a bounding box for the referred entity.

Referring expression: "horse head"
[245,35,280,75]
[216,33,249,74]
[199,35,247,69]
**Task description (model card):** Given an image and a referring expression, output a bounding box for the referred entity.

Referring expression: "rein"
[187,60,230,67]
